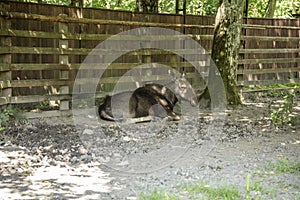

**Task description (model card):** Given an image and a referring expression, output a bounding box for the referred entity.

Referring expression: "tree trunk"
[135,0,159,13]
[202,0,243,106]
[265,0,277,18]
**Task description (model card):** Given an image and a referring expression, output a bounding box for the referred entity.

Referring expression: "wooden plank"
[10,94,72,104]
[240,48,300,54]
[10,79,72,88]
[9,91,111,105]
[0,11,214,29]
[237,66,300,75]
[238,58,300,64]
[0,64,10,71]
[1,61,209,71]
[0,46,208,55]
[0,29,210,41]
[0,97,8,106]
[238,78,300,86]
[2,29,300,43]
[0,80,9,89]
[8,72,204,89]
[242,24,300,30]
[242,35,300,42]
[241,86,300,93]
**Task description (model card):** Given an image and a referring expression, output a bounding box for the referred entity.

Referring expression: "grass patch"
[140,189,179,200]
[266,157,300,175]
[183,181,240,200]
[141,176,278,200]
[245,174,275,200]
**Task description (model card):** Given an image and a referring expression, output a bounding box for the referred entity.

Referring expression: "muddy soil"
[0,97,299,199]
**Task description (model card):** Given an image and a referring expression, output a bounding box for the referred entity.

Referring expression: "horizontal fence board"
[0,61,209,71]
[240,48,300,54]
[2,72,201,89]
[0,29,215,41]
[7,75,173,88]
[2,46,298,56]
[238,58,300,65]
[0,97,8,106]
[2,11,300,30]
[238,78,300,86]
[0,11,214,29]
[241,35,300,42]
[0,46,208,55]
[3,29,300,43]
[241,86,300,93]
[9,94,72,104]
[237,66,300,75]
[242,24,300,30]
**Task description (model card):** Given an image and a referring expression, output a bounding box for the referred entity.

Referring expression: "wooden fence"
[0,1,299,110]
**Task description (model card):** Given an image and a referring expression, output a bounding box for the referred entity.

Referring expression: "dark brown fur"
[98,73,198,121]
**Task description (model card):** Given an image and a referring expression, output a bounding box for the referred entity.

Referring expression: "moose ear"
[181,72,186,78]
[168,69,176,80]
[161,86,167,94]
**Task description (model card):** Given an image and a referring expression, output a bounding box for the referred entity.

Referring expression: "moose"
[98,71,198,121]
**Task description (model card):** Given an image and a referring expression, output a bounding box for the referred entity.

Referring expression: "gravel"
[0,100,299,199]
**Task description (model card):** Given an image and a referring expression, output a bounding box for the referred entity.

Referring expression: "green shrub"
[0,107,27,131]
[269,90,295,125]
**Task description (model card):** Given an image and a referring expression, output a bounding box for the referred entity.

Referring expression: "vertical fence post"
[0,2,12,107]
[58,14,70,110]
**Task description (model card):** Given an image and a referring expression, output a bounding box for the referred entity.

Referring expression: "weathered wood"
[238,78,300,86]
[237,66,300,74]
[9,74,180,88]
[58,14,70,110]
[0,29,214,41]
[241,35,300,42]
[240,48,300,54]
[0,61,209,71]
[0,11,214,29]
[2,29,300,44]
[0,97,8,106]
[0,1,299,107]
[0,46,208,55]
[238,58,300,64]
[0,2,12,105]
[241,86,300,93]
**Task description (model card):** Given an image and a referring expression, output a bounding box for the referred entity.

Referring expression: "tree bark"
[135,0,159,13]
[202,0,243,106]
[265,0,277,18]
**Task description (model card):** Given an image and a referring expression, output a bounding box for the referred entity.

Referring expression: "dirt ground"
[0,95,299,199]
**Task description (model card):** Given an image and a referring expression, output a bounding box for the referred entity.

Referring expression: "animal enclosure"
[0,1,299,110]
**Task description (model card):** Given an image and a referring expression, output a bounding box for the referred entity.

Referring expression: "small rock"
[83,129,94,135]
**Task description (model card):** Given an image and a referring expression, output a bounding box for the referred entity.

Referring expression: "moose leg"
[98,96,116,121]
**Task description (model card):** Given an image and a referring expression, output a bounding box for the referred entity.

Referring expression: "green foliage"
[269,90,295,125]
[140,189,179,200]
[85,0,136,11]
[275,0,296,18]
[0,107,27,131]
[248,0,297,18]
[183,181,240,200]
[248,0,268,18]
[245,174,273,200]
[266,157,300,175]
[186,0,219,16]
[16,0,298,18]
